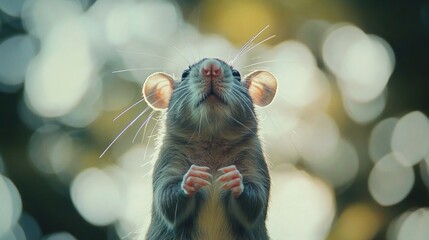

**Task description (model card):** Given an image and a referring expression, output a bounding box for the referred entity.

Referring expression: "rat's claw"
[190,165,210,172]
[181,164,211,197]
[186,176,211,187]
[218,165,238,173]
[216,169,242,182]
[231,185,244,198]
[216,165,244,198]
[181,184,196,195]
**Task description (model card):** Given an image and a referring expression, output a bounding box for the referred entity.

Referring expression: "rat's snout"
[201,59,223,78]
[197,59,227,104]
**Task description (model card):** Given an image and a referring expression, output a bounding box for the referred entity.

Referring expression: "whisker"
[117,230,134,240]
[229,25,270,65]
[140,158,153,169]
[249,56,264,60]
[113,98,146,122]
[194,4,202,62]
[198,114,203,135]
[187,113,200,144]
[274,91,303,107]
[157,38,191,66]
[232,34,276,66]
[140,112,152,143]
[231,88,257,120]
[229,89,246,113]
[143,112,163,163]
[100,109,148,158]
[178,21,200,64]
[204,110,209,126]
[243,59,287,69]
[114,81,178,122]
[112,67,166,74]
[230,115,256,135]
[132,110,155,143]
[144,84,183,102]
[168,91,191,111]
[99,96,160,158]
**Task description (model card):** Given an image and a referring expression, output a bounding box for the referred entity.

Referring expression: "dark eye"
[232,69,241,81]
[181,69,190,80]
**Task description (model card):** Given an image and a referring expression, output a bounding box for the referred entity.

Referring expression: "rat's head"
[143,58,277,137]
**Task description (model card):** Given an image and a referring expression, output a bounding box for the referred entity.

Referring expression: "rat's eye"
[232,69,241,81]
[181,69,190,80]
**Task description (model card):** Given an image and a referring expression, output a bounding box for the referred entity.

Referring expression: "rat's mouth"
[197,90,226,107]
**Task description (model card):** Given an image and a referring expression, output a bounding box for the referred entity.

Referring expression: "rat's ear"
[244,70,277,107]
[143,72,174,110]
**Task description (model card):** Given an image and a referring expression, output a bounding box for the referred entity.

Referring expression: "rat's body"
[142,58,277,240]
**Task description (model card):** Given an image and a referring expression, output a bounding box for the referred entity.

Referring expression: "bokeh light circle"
[0,175,22,237]
[0,35,37,88]
[24,18,95,118]
[70,168,122,226]
[397,208,429,240]
[323,24,366,75]
[22,0,83,38]
[28,125,75,175]
[331,204,383,240]
[342,91,386,124]
[368,153,414,206]
[259,108,301,165]
[323,24,395,102]
[337,35,394,102]
[60,80,103,128]
[391,111,429,166]
[295,113,340,162]
[303,139,359,188]
[386,210,411,240]
[104,1,179,46]
[268,168,335,240]
[266,41,330,108]
[116,146,154,238]
[369,117,398,163]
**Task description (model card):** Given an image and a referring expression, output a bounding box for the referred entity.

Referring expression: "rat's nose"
[201,59,222,77]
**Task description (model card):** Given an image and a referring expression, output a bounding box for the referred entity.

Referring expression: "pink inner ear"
[245,71,277,107]
[248,81,265,105]
[143,73,174,110]
[154,82,172,108]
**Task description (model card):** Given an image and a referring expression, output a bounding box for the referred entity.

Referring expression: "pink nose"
[201,60,222,77]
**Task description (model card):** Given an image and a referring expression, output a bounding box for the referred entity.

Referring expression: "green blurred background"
[0,0,429,239]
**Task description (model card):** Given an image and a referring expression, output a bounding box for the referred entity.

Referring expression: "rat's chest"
[186,143,238,170]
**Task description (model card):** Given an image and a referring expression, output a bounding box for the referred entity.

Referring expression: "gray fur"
[145,58,271,240]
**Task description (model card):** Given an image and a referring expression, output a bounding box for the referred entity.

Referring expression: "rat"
[142,57,277,240]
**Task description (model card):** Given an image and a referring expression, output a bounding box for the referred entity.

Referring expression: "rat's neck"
[165,125,257,145]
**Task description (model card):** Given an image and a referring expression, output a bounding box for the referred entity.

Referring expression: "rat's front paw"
[181,164,212,197]
[217,165,244,198]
